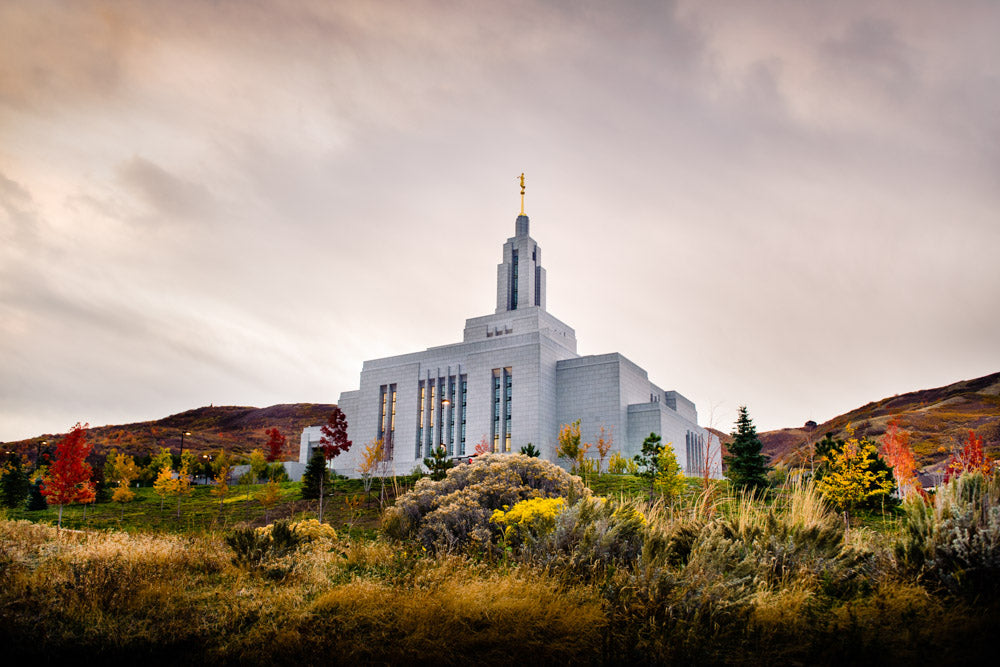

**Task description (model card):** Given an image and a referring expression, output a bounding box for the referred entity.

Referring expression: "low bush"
[896,472,1000,600]
[525,495,646,578]
[382,453,588,553]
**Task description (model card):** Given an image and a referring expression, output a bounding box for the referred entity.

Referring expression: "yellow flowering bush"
[255,518,337,542]
[290,518,339,542]
[491,497,566,547]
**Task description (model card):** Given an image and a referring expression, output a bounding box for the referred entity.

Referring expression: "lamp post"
[201,453,212,484]
[179,431,191,461]
[36,440,47,469]
[440,398,451,452]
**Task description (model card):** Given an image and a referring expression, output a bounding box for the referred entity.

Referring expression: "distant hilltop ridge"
[7,372,998,472]
[758,371,1000,471]
[5,403,337,459]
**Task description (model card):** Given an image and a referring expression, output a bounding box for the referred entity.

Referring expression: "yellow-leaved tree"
[211,464,231,512]
[110,452,139,520]
[815,437,894,523]
[112,482,134,519]
[249,448,268,483]
[655,446,685,501]
[174,463,192,518]
[258,478,281,523]
[358,439,383,504]
[153,465,177,512]
[556,420,590,474]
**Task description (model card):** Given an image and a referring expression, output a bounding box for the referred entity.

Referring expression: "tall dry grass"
[0,518,605,664]
[3,475,999,664]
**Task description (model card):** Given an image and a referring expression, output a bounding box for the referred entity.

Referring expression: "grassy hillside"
[5,403,336,461]
[760,372,1000,470]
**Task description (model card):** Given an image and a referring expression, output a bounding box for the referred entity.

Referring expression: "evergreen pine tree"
[26,479,48,511]
[301,449,329,501]
[423,445,454,481]
[1,455,31,508]
[724,406,771,490]
[519,443,540,458]
[633,432,664,499]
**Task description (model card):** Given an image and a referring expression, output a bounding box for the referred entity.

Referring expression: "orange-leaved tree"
[41,422,96,530]
[556,420,590,473]
[473,436,491,457]
[358,439,383,502]
[595,425,613,475]
[265,427,286,462]
[211,464,231,513]
[880,417,921,498]
[946,430,992,481]
[258,479,281,523]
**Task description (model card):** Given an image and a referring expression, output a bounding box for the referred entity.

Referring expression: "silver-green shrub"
[896,472,1000,599]
[382,453,589,552]
[524,496,646,577]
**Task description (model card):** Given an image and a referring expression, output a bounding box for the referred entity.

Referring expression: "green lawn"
[2,477,395,536]
[2,471,903,537]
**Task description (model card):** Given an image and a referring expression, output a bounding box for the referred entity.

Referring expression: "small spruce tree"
[519,443,540,458]
[301,449,330,501]
[634,432,664,499]
[724,406,771,491]
[26,479,48,511]
[423,445,454,481]
[1,455,31,509]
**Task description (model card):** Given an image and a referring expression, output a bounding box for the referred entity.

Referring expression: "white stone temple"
[301,187,716,478]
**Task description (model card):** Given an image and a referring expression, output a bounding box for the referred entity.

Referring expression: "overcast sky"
[2,0,998,443]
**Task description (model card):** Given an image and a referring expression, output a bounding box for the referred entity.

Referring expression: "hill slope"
[759,372,1000,469]
[7,403,336,460]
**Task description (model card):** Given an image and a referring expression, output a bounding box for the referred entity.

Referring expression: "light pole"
[440,398,451,453]
[201,454,212,484]
[179,431,191,462]
[36,440,47,469]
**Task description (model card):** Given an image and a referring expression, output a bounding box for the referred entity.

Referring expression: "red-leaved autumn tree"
[41,422,96,530]
[319,406,352,462]
[945,430,992,481]
[881,417,921,498]
[265,427,286,462]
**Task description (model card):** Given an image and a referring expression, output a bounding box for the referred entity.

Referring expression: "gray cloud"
[822,17,916,95]
[1,1,999,441]
[117,156,216,222]
[0,170,37,232]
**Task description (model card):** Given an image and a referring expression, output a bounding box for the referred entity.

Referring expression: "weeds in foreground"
[3,468,1000,664]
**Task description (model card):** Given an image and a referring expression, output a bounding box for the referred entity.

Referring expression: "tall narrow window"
[387,384,397,460]
[437,378,446,448]
[534,264,541,306]
[459,375,468,455]
[447,376,456,455]
[503,368,512,452]
[378,385,387,442]
[416,382,425,458]
[510,249,519,310]
[492,369,501,452]
[428,381,436,456]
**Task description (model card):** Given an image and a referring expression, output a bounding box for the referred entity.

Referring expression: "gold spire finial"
[518,172,525,215]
